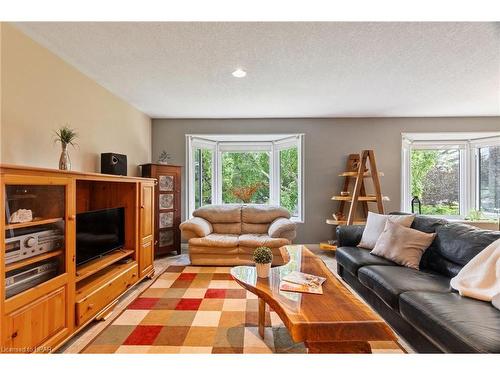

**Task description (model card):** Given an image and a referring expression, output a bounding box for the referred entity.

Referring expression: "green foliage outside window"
[410,149,460,215]
[194,146,300,215]
[222,152,270,204]
[279,147,299,215]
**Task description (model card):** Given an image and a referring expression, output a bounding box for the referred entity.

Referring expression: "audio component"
[101,153,127,176]
[5,260,59,298]
[5,229,64,265]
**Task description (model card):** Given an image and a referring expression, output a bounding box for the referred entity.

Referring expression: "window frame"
[470,136,500,217]
[401,133,500,219]
[186,134,305,222]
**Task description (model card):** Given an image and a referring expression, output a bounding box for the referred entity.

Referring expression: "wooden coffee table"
[231,245,397,353]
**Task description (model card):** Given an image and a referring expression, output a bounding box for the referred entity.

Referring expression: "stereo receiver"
[5,229,64,265]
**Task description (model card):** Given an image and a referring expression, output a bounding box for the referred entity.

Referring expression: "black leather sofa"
[335,214,500,353]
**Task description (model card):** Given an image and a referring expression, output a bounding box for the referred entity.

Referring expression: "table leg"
[258,298,266,339]
[305,341,372,354]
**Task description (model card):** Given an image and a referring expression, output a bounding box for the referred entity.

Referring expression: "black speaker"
[101,153,127,176]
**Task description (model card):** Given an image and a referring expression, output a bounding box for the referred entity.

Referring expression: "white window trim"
[186,134,305,222]
[401,133,500,219]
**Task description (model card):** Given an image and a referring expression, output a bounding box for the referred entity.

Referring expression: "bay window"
[187,134,304,221]
[402,133,500,218]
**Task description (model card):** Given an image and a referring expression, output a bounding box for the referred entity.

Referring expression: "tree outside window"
[410,148,460,215]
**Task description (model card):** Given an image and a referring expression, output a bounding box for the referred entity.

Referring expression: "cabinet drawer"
[3,287,67,352]
[75,263,138,326]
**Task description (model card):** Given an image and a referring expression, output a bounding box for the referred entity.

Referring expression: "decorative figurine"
[158,150,172,164]
[10,209,33,223]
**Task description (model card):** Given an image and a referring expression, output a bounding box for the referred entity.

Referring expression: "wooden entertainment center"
[0,164,156,353]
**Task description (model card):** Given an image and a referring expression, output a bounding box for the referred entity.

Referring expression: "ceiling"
[14,22,500,118]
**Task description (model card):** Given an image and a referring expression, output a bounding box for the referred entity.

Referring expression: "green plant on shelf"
[53,125,78,148]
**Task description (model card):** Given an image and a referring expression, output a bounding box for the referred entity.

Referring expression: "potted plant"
[54,125,78,170]
[253,246,273,278]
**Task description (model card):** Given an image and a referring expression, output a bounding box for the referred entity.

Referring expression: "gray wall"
[152,117,500,243]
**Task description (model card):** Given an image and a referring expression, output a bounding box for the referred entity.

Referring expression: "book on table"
[279,271,326,295]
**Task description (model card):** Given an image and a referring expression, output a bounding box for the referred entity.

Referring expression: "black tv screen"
[76,207,125,266]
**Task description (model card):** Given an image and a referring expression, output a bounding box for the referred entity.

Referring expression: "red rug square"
[128,298,159,310]
[123,325,163,345]
[205,289,226,299]
[175,298,203,310]
[178,273,197,281]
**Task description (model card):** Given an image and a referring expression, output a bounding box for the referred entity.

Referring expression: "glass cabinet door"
[157,173,176,251]
[3,179,70,300]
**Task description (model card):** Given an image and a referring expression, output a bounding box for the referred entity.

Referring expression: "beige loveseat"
[180,204,297,266]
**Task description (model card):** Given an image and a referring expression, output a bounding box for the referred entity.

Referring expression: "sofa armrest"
[336,225,365,247]
[269,217,297,240]
[180,217,213,239]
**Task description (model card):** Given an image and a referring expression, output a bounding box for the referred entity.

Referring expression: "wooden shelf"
[339,172,384,177]
[5,217,64,230]
[331,195,390,202]
[75,249,135,282]
[326,219,366,225]
[5,249,64,273]
[319,242,337,251]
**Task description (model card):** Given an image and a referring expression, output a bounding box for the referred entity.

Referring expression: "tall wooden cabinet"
[139,182,155,278]
[140,164,182,256]
[1,164,155,352]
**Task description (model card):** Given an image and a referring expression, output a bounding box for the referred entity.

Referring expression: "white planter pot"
[256,262,271,278]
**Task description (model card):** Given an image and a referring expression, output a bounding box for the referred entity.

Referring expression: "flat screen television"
[76,207,125,266]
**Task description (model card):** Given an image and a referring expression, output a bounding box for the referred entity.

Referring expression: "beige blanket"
[493,293,500,310]
[450,238,500,302]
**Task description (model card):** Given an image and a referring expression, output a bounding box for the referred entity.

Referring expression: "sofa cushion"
[189,234,239,248]
[189,246,239,255]
[358,265,451,309]
[194,204,241,223]
[241,205,290,224]
[212,223,242,234]
[435,223,500,267]
[335,246,396,276]
[268,217,296,238]
[400,291,500,353]
[179,217,213,238]
[241,222,269,234]
[239,246,287,258]
[238,234,290,248]
[410,215,448,233]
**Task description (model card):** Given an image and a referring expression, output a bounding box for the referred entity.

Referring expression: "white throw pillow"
[370,220,435,270]
[358,212,415,249]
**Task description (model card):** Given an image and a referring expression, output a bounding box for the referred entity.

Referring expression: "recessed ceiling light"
[232,68,247,78]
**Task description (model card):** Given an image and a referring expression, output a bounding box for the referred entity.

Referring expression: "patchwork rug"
[82,265,404,354]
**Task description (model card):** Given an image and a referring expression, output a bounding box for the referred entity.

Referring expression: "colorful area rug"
[82,265,404,354]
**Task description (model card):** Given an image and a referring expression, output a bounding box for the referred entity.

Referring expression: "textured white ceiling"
[14,22,500,118]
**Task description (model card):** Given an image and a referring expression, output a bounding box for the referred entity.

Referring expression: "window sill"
[448,219,499,231]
